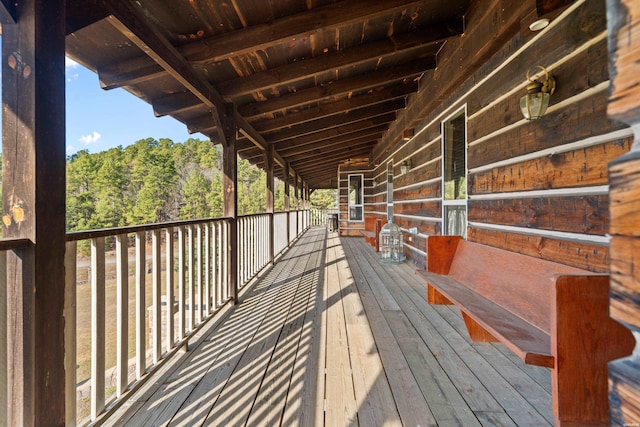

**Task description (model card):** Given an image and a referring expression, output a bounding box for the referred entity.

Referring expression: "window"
[442,108,467,237]
[387,161,394,221]
[348,174,364,221]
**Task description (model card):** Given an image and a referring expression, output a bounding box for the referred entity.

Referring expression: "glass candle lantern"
[379,221,406,264]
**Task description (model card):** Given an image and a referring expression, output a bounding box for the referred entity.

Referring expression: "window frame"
[441,106,468,238]
[347,173,364,222]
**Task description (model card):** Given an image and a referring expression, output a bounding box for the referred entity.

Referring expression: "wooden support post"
[1,1,66,425]
[607,1,640,424]
[222,104,238,303]
[265,145,275,265]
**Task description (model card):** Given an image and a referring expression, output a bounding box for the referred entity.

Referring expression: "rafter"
[251,82,417,132]
[264,100,403,143]
[95,0,434,89]
[279,132,384,157]
[217,29,451,98]
[100,0,231,143]
[276,125,389,153]
[238,60,432,119]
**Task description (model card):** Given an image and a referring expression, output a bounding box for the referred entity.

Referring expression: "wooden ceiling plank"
[218,27,453,98]
[280,132,382,159]
[274,120,392,148]
[287,140,376,163]
[267,108,398,144]
[235,115,286,168]
[0,0,16,23]
[277,123,387,155]
[98,0,431,88]
[152,92,203,117]
[237,59,432,118]
[251,81,417,132]
[100,0,231,143]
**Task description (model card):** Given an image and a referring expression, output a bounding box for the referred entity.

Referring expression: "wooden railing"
[57,210,309,425]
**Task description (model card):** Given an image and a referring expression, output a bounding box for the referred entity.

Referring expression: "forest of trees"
[62,138,336,232]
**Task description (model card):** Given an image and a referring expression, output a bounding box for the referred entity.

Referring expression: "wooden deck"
[107,227,553,426]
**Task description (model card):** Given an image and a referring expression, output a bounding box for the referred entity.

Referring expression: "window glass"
[442,110,467,237]
[348,174,363,221]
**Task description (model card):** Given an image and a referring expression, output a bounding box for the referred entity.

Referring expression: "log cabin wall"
[606,0,640,423]
[367,0,632,272]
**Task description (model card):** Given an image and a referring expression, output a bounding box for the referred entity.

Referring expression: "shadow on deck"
[106,227,552,426]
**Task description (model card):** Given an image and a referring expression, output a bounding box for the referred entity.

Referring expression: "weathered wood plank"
[468,195,609,236]
[334,240,402,426]
[245,237,322,426]
[471,138,632,194]
[469,92,627,169]
[467,227,609,272]
[323,235,358,426]
[2,1,67,423]
[341,240,437,426]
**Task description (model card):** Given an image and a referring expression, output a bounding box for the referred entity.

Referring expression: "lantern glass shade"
[520,91,550,120]
[379,222,406,264]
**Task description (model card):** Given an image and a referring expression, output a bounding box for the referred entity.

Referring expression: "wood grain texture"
[467,227,609,272]
[470,138,632,194]
[468,195,609,235]
[419,236,635,425]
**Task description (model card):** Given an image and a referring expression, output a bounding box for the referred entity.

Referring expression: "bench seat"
[417,270,553,367]
[417,235,636,426]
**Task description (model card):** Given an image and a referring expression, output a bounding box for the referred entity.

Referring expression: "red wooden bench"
[360,218,387,252]
[416,235,635,426]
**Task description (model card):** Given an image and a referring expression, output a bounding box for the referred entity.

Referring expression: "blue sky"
[64,57,206,155]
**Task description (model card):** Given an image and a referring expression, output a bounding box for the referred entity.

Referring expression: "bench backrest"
[364,216,376,232]
[429,237,604,333]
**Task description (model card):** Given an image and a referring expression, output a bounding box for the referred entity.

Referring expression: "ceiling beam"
[152,91,202,117]
[273,114,396,147]
[235,115,286,168]
[264,100,403,143]
[100,0,231,143]
[276,125,388,154]
[0,0,16,23]
[95,0,432,89]
[286,140,376,163]
[251,82,417,132]
[217,29,452,98]
[238,59,432,119]
[279,132,384,157]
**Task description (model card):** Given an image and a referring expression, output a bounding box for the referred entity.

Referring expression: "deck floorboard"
[106,227,552,426]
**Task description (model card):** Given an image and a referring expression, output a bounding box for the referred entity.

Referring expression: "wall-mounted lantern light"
[402,128,414,141]
[400,160,410,175]
[520,66,556,120]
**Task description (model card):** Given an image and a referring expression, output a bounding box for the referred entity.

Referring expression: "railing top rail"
[0,238,31,251]
[66,216,232,242]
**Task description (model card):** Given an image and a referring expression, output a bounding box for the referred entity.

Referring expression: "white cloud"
[66,145,76,154]
[79,131,102,145]
[65,57,79,70]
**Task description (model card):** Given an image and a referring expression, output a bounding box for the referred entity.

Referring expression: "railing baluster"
[212,223,219,308]
[91,237,106,420]
[64,241,77,426]
[152,230,162,364]
[188,226,195,331]
[115,234,128,398]
[196,224,203,325]
[223,220,229,301]
[177,226,186,341]
[135,232,146,380]
[217,221,223,305]
[204,224,210,317]
[165,228,174,351]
